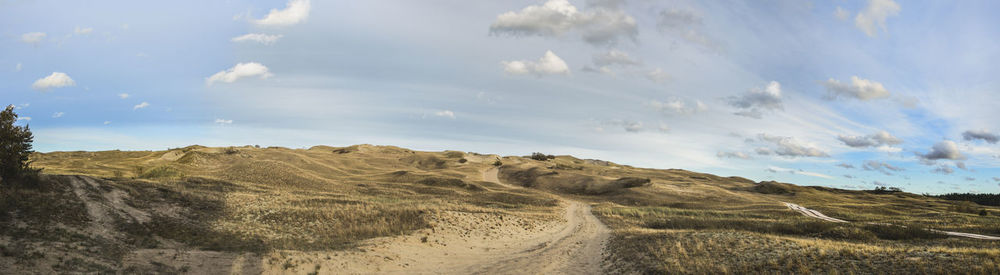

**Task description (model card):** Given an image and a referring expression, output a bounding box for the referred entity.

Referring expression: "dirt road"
[783,202,1000,240]
[307,168,610,274]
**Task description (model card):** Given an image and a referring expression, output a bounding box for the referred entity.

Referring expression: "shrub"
[223,147,239,154]
[529,152,555,161]
[493,160,503,167]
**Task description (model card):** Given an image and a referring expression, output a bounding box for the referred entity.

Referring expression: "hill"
[0,145,997,274]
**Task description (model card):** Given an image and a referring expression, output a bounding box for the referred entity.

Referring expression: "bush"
[0,105,39,185]
[529,152,555,161]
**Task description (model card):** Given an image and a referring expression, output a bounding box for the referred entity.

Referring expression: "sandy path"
[307,168,610,274]
[782,202,1000,240]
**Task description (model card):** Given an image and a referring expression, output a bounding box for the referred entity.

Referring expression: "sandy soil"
[267,168,611,274]
[783,202,1000,240]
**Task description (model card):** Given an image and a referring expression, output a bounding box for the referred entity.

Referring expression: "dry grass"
[4,144,560,272]
[6,144,1000,273]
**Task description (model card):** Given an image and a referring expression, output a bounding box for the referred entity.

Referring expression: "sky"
[3,0,1000,194]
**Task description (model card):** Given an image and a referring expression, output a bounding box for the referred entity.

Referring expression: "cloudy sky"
[3,0,1000,194]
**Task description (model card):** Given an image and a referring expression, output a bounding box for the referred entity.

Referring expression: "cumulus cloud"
[206,62,273,85]
[15,63,22,72]
[862,160,904,175]
[74,26,93,35]
[52,112,64,118]
[647,99,706,116]
[917,140,965,161]
[434,110,456,119]
[837,130,902,148]
[489,0,637,46]
[32,72,76,91]
[962,129,999,144]
[501,50,569,76]
[215,118,233,125]
[822,76,890,100]
[727,81,783,119]
[855,0,900,37]
[118,93,130,99]
[716,151,751,159]
[255,0,311,26]
[656,9,720,51]
[21,32,46,44]
[756,134,829,158]
[133,102,150,110]
[231,33,283,45]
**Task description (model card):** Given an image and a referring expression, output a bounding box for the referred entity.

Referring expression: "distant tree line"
[932,193,1000,207]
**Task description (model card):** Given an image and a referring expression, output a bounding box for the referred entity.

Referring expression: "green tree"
[0,105,37,184]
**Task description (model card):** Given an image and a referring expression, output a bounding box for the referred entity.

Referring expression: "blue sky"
[3,0,1000,194]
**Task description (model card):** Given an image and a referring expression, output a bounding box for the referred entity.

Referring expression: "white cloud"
[647,98,706,116]
[15,63,22,72]
[600,119,643,132]
[592,50,638,67]
[727,81,783,119]
[917,140,965,161]
[501,50,569,76]
[21,32,46,44]
[834,7,850,21]
[875,145,902,153]
[118,93,130,99]
[855,0,900,37]
[657,9,721,51]
[434,110,456,119]
[103,121,111,125]
[489,0,637,46]
[215,118,233,125]
[32,72,76,91]
[52,112,64,118]
[756,133,829,158]
[206,62,273,85]
[837,130,902,148]
[716,151,751,159]
[766,166,834,179]
[231,33,283,45]
[822,76,890,100]
[16,117,31,122]
[645,68,670,83]
[133,102,150,110]
[255,0,311,27]
[74,26,93,35]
